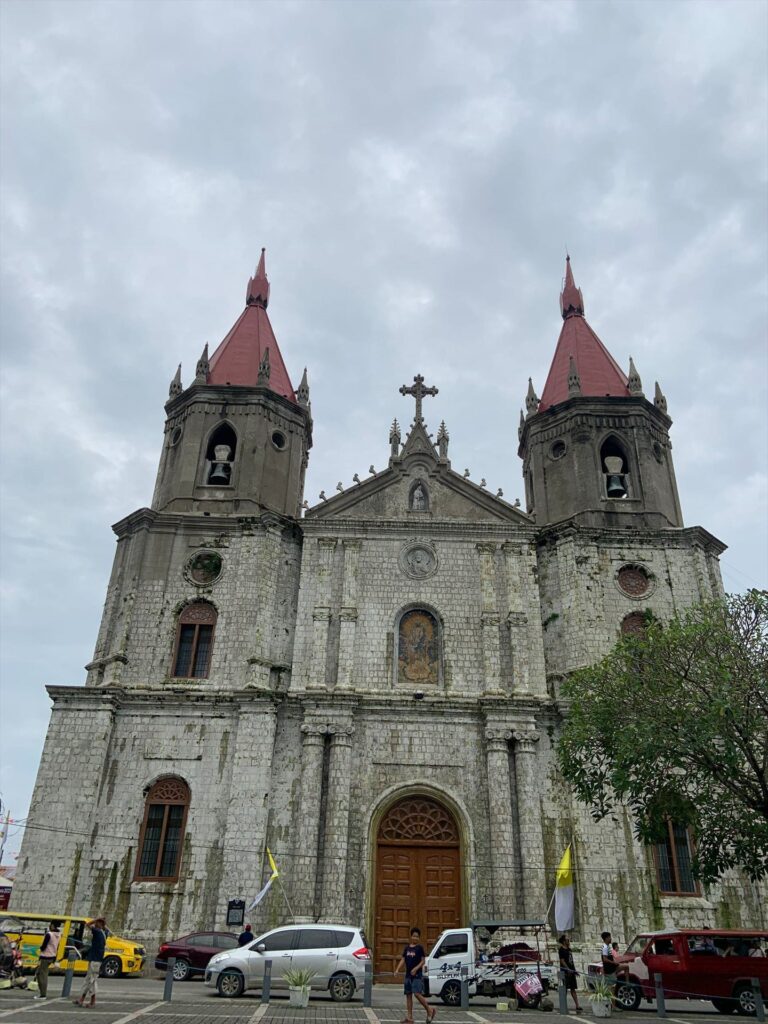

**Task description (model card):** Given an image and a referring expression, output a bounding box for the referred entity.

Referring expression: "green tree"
[557,590,768,883]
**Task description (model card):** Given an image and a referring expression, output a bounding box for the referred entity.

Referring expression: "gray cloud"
[1,0,766,857]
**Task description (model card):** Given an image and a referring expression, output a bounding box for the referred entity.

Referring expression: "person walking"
[558,935,581,1012]
[395,927,436,1024]
[74,918,106,1008]
[237,924,253,947]
[33,921,62,1000]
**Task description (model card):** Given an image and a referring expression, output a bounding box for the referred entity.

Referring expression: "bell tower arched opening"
[373,794,462,981]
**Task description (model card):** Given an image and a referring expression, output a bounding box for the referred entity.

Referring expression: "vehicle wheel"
[734,984,757,1017]
[328,972,355,1002]
[171,958,191,982]
[440,980,462,1006]
[100,957,122,979]
[216,970,244,998]
[712,998,736,1014]
[615,981,641,1011]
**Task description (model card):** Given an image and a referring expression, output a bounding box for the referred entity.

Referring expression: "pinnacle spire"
[169,363,183,398]
[246,248,270,308]
[518,409,525,440]
[560,255,584,320]
[628,356,644,396]
[567,354,581,396]
[195,343,210,384]
[654,380,668,414]
[436,420,450,459]
[296,366,310,406]
[525,378,539,419]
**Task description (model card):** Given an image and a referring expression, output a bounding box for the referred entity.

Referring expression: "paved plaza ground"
[0,977,733,1024]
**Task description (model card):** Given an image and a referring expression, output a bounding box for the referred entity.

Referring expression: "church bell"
[604,456,627,498]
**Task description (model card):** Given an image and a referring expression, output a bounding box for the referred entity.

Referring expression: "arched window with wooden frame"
[134,777,190,882]
[172,602,216,678]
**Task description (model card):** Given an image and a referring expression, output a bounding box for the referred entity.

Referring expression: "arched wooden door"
[374,796,462,980]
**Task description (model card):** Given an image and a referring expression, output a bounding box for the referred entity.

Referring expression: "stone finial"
[480,478,487,488]
[463,468,470,478]
[319,490,327,501]
[496,488,503,498]
[525,378,539,418]
[336,482,344,492]
[514,498,521,507]
[296,366,310,406]
[194,343,210,384]
[389,419,401,458]
[369,464,375,474]
[654,380,668,414]
[567,354,581,396]
[302,500,309,509]
[628,356,644,396]
[518,409,525,441]
[436,420,450,460]
[257,347,271,385]
[353,473,360,484]
[169,364,183,398]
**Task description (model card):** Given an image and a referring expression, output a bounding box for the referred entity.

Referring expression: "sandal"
[427,1010,437,1022]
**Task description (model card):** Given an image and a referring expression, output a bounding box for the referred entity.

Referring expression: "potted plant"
[589,976,614,1017]
[284,967,316,1008]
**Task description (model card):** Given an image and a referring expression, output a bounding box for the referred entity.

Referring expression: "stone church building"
[14,254,766,968]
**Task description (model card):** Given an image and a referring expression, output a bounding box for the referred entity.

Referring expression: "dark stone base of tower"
[14,255,765,966]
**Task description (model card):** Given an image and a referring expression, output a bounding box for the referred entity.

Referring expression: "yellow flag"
[555,845,574,931]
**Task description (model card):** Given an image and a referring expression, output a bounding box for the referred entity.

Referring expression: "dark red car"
[155,931,239,980]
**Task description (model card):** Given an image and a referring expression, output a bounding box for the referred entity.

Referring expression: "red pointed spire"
[207,252,295,400]
[539,257,629,412]
[246,248,270,308]
[559,255,584,319]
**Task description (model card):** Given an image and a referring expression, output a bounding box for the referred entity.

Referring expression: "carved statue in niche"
[398,609,439,685]
[411,482,427,511]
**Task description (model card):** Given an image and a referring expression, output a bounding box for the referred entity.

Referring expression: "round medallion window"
[616,563,653,598]
[550,440,567,460]
[169,426,183,447]
[271,431,286,450]
[621,611,647,636]
[399,541,438,580]
[185,550,223,586]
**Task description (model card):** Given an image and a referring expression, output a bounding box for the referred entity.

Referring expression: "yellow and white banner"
[554,844,575,932]
[247,848,279,912]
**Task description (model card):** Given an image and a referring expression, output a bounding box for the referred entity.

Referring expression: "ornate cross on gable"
[399,374,439,423]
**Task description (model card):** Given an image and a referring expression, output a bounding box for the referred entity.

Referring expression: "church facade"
[13,254,765,967]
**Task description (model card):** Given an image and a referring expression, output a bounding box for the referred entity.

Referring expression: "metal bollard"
[752,978,765,1023]
[163,958,175,1001]
[261,958,272,1003]
[558,968,568,1014]
[363,960,372,1007]
[460,965,469,1010]
[654,973,666,1019]
[61,949,77,998]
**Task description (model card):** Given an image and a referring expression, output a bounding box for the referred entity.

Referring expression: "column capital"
[481,612,500,627]
[501,541,523,556]
[301,722,328,743]
[513,728,540,753]
[342,538,362,551]
[312,606,332,622]
[339,607,358,622]
[317,537,338,550]
[329,725,354,747]
[476,542,497,555]
[507,611,528,627]
[485,727,512,751]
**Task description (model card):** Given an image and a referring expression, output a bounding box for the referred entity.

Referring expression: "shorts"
[404,975,424,995]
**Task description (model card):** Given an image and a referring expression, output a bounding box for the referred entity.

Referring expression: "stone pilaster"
[294,722,327,920]
[478,543,502,694]
[504,541,547,696]
[307,539,337,690]
[218,702,277,918]
[513,727,546,917]
[484,727,518,917]
[246,518,283,688]
[320,726,354,920]
[337,541,361,690]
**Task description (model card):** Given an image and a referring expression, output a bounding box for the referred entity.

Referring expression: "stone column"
[477,543,502,694]
[307,539,336,690]
[484,727,518,917]
[337,541,361,690]
[294,722,327,920]
[320,726,354,920]
[504,541,548,697]
[219,702,277,915]
[513,728,546,918]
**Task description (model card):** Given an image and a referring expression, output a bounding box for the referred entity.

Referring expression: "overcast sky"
[1,0,766,861]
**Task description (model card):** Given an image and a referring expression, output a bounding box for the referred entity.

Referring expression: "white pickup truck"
[425,920,556,1007]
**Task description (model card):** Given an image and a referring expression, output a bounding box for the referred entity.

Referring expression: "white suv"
[205,923,371,1001]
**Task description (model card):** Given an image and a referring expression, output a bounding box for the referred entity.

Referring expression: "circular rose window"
[616,564,653,598]
[186,550,223,586]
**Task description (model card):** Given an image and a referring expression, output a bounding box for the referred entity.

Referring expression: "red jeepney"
[587,929,768,1015]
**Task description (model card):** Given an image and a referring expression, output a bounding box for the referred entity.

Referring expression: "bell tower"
[152,250,312,518]
[518,257,683,530]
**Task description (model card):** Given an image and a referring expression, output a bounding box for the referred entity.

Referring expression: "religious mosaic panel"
[398,609,439,686]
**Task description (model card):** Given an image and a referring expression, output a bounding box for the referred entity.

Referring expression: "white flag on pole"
[554,844,575,932]
[247,848,279,912]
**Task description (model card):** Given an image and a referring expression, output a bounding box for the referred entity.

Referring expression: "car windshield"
[625,936,649,955]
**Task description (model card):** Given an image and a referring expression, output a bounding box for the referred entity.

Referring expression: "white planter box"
[288,986,310,1008]
[591,998,612,1017]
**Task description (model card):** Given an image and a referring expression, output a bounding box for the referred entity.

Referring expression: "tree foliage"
[557,590,768,883]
